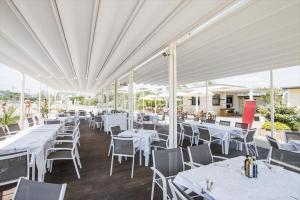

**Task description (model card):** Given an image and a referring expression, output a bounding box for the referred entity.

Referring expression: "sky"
[0,63,299,94]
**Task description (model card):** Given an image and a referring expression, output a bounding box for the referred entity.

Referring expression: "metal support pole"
[205,80,209,119]
[270,70,275,137]
[20,73,25,129]
[142,91,145,112]
[155,89,157,114]
[195,95,199,113]
[249,89,254,100]
[114,80,117,110]
[128,70,134,130]
[38,82,41,117]
[168,43,177,148]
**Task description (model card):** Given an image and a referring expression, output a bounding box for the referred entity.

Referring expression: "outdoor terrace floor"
[1,120,270,200]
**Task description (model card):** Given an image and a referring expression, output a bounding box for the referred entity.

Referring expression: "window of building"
[191,96,200,105]
[212,94,220,106]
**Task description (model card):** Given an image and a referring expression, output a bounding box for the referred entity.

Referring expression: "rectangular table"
[118,129,159,166]
[0,124,61,181]
[174,156,300,200]
[184,121,242,154]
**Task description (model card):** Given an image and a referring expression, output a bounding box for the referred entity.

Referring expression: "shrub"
[262,121,290,131]
[0,106,19,126]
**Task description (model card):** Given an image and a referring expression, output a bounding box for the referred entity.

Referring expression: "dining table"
[174,156,300,200]
[118,129,159,166]
[183,121,242,154]
[0,124,61,181]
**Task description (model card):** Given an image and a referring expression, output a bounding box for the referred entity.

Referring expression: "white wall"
[287,89,300,108]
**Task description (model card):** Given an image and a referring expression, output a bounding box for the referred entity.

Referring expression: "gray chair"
[34,116,40,125]
[6,123,21,135]
[177,123,183,145]
[46,137,81,179]
[27,117,34,127]
[181,124,198,146]
[151,133,169,149]
[268,147,300,173]
[143,123,156,130]
[285,131,300,143]
[110,136,138,178]
[204,119,215,124]
[198,126,222,150]
[45,120,61,125]
[219,120,231,126]
[93,116,103,130]
[266,135,280,149]
[187,144,227,167]
[0,151,29,186]
[13,178,67,200]
[234,122,248,130]
[58,113,66,117]
[168,179,203,200]
[231,128,259,156]
[108,126,123,156]
[151,148,190,200]
[0,126,7,141]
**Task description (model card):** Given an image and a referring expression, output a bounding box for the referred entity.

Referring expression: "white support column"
[114,80,117,110]
[142,91,145,112]
[20,73,25,129]
[168,42,177,148]
[154,89,157,114]
[128,70,134,130]
[249,89,254,100]
[195,95,199,113]
[38,82,41,117]
[205,80,209,119]
[270,70,275,137]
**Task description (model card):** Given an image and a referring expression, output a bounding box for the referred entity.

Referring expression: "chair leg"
[151,173,155,200]
[245,143,249,155]
[254,143,259,157]
[76,152,82,169]
[108,142,112,157]
[139,150,142,166]
[180,135,184,146]
[110,156,114,176]
[131,156,135,178]
[72,157,81,179]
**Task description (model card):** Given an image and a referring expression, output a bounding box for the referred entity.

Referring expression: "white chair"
[181,124,198,146]
[0,126,8,141]
[13,177,67,200]
[108,126,123,157]
[46,136,82,179]
[197,126,223,151]
[110,136,138,178]
[231,128,259,157]
[0,151,30,186]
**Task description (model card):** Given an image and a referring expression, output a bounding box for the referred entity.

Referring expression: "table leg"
[145,154,149,166]
[224,139,229,155]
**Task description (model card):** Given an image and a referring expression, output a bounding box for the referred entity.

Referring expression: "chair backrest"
[0,126,6,137]
[152,148,184,177]
[205,119,215,124]
[79,111,86,116]
[45,120,61,125]
[177,123,182,134]
[143,123,156,130]
[285,131,300,143]
[198,126,211,142]
[94,116,102,123]
[6,123,21,134]
[27,117,34,127]
[110,126,122,136]
[143,115,151,121]
[235,122,248,130]
[182,124,194,137]
[0,151,29,186]
[266,135,280,149]
[34,116,40,125]
[57,113,66,117]
[269,147,300,172]
[219,120,231,126]
[168,179,192,200]
[13,177,67,200]
[245,128,257,143]
[112,137,134,156]
[187,144,213,166]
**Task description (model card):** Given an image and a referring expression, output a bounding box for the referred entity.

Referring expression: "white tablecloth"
[174,156,300,200]
[118,129,159,166]
[103,113,127,132]
[183,122,242,154]
[0,124,61,181]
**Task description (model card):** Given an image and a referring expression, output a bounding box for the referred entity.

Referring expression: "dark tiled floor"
[1,120,269,200]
